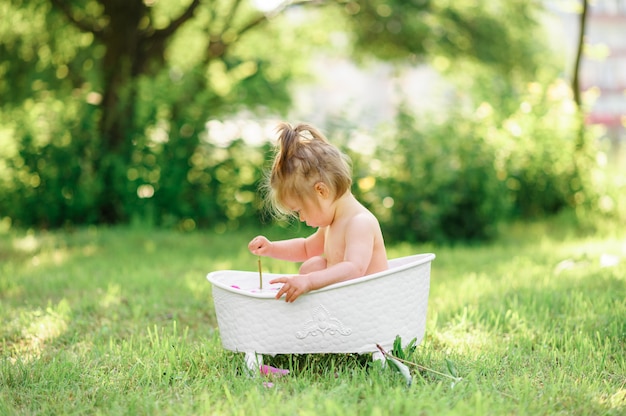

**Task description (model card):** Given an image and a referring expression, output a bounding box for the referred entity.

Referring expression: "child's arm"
[271,214,378,302]
[248,228,325,262]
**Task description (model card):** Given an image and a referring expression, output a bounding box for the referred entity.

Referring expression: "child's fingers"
[285,289,300,303]
[269,276,287,284]
[270,277,289,300]
[249,237,271,256]
[275,285,287,300]
[248,237,264,253]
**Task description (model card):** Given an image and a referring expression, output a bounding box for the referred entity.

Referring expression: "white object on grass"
[207,253,435,373]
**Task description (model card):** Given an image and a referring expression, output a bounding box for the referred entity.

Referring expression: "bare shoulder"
[333,194,383,235]
[346,208,382,231]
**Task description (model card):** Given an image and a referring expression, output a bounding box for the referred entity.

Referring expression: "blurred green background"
[1,0,624,242]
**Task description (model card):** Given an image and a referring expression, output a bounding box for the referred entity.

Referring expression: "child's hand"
[270,275,312,303]
[248,236,272,256]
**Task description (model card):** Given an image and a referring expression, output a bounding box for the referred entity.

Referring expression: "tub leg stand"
[244,351,263,376]
[372,350,386,366]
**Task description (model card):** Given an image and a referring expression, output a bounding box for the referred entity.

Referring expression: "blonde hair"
[265,122,352,217]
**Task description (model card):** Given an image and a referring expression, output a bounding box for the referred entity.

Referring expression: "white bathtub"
[207,253,435,370]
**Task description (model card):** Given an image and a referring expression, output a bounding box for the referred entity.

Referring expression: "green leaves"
[342,0,545,80]
[0,0,598,234]
[377,340,413,387]
[445,357,458,378]
[392,335,417,361]
[378,336,463,388]
[386,353,413,387]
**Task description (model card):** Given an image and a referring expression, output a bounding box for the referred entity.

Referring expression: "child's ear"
[314,182,330,198]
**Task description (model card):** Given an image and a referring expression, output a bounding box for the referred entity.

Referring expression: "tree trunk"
[99,0,145,153]
[46,0,275,222]
[572,0,588,109]
[572,0,588,151]
[95,1,148,221]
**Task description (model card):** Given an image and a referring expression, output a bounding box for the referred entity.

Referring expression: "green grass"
[1,220,625,415]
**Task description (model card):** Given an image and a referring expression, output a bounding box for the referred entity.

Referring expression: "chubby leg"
[299,256,327,274]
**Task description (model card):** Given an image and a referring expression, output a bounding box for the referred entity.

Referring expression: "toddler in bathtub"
[248,122,388,303]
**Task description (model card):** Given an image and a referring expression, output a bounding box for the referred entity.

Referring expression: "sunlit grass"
[0,218,625,415]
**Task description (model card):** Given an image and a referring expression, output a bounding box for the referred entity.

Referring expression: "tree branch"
[204,0,325,61]
[236,0,322,39]
[48,0,102,37]
[152,0,202,40]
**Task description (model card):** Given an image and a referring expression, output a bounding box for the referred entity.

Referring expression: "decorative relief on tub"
[296,305,352,339]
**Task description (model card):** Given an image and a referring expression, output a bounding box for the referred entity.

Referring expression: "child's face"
[283,184,334,228]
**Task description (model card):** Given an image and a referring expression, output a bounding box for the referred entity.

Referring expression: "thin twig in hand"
[257,256,263,290]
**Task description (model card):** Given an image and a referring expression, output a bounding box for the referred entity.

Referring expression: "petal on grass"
[260,365,289,377]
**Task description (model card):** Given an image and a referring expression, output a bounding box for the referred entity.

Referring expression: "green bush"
[492,80,585,218]
[351,79,608,243]
[0,96,102,227]
[360,109,512,243]
[0,77,618,241]
[0,95,268,231]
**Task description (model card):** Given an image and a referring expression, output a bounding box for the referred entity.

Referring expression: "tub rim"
[206,252,435,299]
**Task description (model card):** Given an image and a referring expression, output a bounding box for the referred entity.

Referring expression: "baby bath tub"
[206,253,435,370]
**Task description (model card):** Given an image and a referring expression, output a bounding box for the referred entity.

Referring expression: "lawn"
[1,219,625,415]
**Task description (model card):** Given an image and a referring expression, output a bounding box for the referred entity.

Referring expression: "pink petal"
[259,365,289,376]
